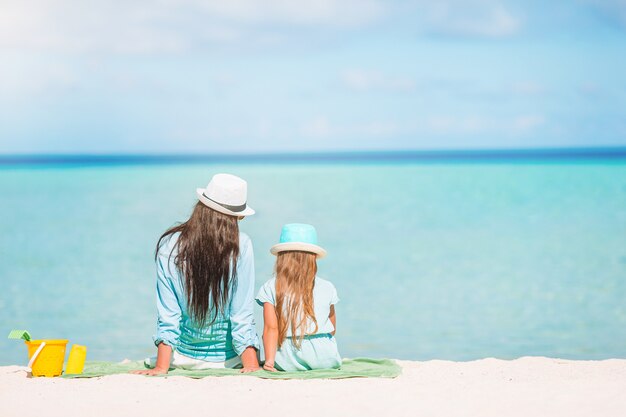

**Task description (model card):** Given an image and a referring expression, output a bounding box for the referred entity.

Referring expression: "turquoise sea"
[1,161,625,365]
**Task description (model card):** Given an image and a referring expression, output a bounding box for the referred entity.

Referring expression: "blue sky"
[1,0,625,153]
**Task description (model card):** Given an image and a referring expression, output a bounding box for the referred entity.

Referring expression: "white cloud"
[301,117,402,138]
[0,0,526,55]
[0,0,384,54]
[0,58,77,96]
[512,115,545,132]
[0,1,190,54]
[427,115,495,134]
[510,81,545,95]
[341,69,416,92]
[299,113,545,140]
[302,116,332,138]
[180,0,383,26]
[411,0,521,38]
[426,114,545,135]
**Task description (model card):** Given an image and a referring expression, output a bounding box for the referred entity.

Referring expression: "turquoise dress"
[256,277,342,371]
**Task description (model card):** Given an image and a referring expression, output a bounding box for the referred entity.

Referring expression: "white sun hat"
[196,173,255,217]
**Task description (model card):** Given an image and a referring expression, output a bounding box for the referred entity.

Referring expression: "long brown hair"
[156,202,239,326]
[275,251,318,348]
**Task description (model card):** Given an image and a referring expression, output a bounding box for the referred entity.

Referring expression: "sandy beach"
[1,357,625,417]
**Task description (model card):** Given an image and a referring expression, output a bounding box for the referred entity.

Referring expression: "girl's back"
[257,276,341,371]
[256,276,338,337]
[257,223,341,372]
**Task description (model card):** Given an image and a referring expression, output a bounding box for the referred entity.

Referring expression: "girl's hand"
[240,366,261,373]
[263,363,277,372]
[130,367,168,376]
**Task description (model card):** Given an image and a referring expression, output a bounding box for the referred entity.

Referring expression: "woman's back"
[155,231,258,361]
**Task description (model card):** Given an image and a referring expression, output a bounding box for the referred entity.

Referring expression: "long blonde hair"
[275,251,319,348]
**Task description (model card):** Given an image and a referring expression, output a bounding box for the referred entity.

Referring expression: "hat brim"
[196,189,255,217]
[270,242,327,258]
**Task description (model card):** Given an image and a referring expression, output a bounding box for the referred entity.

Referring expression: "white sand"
[1,357,626,417]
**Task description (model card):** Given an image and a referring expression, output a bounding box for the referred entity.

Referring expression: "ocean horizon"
[2,146,626,167]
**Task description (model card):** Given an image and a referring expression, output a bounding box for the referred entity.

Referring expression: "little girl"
[256,223,341,371]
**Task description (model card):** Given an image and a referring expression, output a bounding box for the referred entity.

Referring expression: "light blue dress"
[256,277,342,371]
[153,232,259,362]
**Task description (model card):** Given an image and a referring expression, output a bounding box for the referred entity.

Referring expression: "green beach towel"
[62,358,401,379]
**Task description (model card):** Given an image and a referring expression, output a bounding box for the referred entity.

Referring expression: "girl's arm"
[329,305,337,336]
[262,303,279,371]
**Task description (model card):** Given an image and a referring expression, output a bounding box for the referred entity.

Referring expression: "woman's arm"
[240,346,258,371]
[132,342,172,375]
[262,303,279,371]
[131,247,181,375]
[230,238,261,372]
[329,305,337,336]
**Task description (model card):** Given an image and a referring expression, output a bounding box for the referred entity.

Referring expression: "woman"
[132,173,260,375]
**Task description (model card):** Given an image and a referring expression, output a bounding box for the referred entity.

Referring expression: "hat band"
[202,193,247,212]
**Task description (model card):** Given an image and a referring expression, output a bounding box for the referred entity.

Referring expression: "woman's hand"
[130,343,171,376]
[240,365,261,373]
[263,362,277,372]
[239,346,260,373]
[130,367,168,376]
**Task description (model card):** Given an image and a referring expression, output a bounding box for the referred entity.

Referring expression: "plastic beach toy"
[7,329,31,341]
[65,345,87,375]
[8,330,86,377]
[25,339,69,377]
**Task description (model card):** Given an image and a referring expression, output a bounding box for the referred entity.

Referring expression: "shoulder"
[157,232,180,260]
[239,232,253,254]
[239,231,251,245]
[255,278,276,305]
[314,277,335,291]
[155,232,181,282]
[315,277,339,304]
[261,278,277,290]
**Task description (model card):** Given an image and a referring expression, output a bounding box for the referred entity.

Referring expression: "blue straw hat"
[270,223,327,258]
